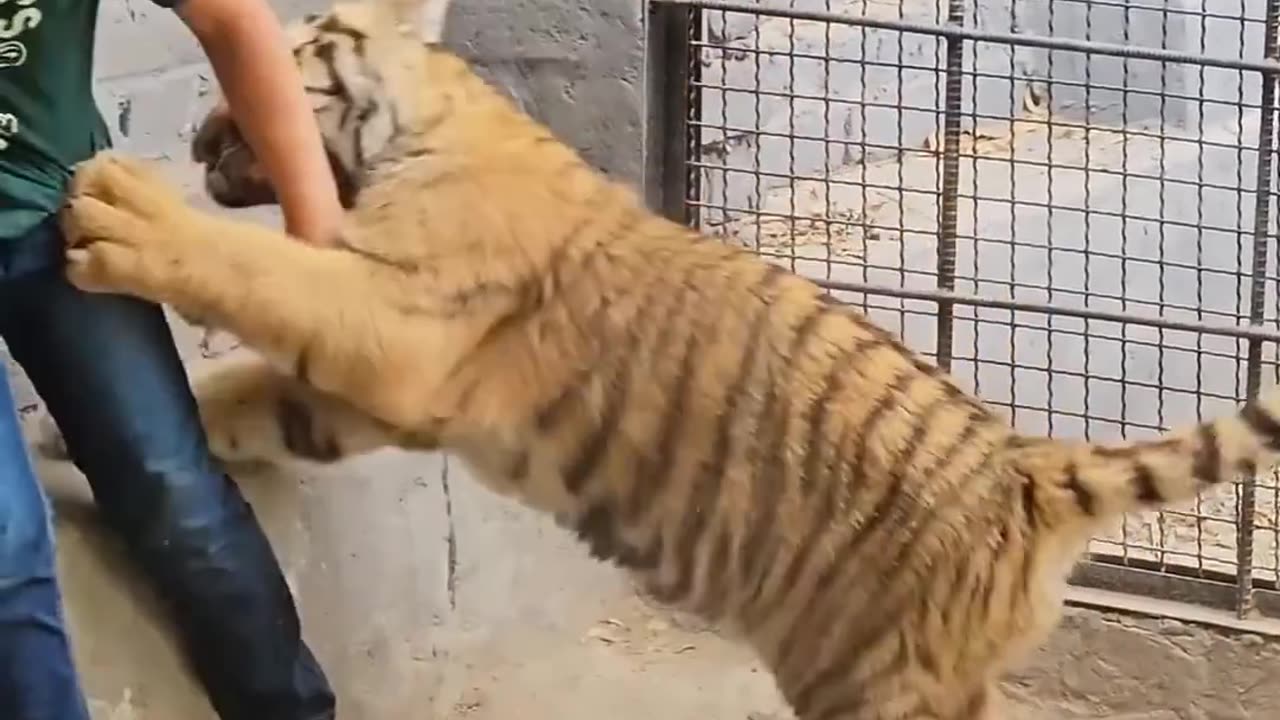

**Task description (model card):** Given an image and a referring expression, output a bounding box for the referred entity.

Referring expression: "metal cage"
[644,0,1280,620]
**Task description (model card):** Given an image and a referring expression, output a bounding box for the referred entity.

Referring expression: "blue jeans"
[0,220,335,720]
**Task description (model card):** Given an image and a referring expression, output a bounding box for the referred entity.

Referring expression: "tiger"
[53,1,1280,717]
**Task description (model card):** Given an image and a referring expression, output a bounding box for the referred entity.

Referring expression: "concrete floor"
[24,322,1078,720]
[19,165,1256,720]
[30,315,798,718]
[7,162,792,719]
[51,432,1194,720]
[39,421,1061,720]
[41,424,792,719]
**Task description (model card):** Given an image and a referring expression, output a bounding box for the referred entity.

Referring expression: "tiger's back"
[459,205,1048,715]
[445,171,1280,717]
[59,2,1280,718]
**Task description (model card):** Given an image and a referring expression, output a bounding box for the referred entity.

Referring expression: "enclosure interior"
[647,0,1280,620]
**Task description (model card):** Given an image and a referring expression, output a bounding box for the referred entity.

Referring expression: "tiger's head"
[190,0,453,210]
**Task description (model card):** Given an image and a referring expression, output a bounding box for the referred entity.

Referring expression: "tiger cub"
[55,1,1280,718]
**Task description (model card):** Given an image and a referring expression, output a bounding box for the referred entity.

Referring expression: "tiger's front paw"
[58,151,193,296]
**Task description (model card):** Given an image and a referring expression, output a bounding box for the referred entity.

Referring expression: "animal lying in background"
[54,1,1280,718]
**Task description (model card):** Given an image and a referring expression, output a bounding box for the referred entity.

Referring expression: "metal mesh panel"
[646,0,1280,619]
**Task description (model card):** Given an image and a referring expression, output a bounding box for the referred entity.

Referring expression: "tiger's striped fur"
[55,1,1280,717]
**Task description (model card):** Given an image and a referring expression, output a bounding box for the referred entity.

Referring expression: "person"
[0,1,343,719]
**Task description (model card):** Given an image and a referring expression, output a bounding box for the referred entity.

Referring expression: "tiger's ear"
[378,0,452,43]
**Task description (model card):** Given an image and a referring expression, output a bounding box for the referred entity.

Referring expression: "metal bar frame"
[1238,0,1280,619]
[655,0,1280,72]
[645,0,1280,621]
[644,1,700,224]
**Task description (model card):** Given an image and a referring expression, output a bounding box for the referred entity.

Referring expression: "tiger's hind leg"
[779,664,988,720]
[791,702,942,720]
[961,685,1000,720]
[192,359,402,468]
[795,684,997,720]
[794,700,944,720]
[788,688,995,720]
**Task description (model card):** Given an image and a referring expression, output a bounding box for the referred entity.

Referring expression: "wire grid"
[653,0,1280,618]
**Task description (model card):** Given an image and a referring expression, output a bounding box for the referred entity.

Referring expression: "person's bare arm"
[176,0,342,245]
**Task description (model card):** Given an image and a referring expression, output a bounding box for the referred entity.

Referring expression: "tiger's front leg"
[59,151,337,332]
[58,151,447,429]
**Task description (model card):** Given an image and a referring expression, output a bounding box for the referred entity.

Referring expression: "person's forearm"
[178,0,342,244]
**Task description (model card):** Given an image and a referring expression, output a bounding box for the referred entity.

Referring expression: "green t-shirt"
[0,0,180,240]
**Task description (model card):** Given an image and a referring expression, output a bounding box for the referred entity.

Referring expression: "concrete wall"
[692,0,1270,224]
[1020,0,1270,130]
[90,0,646,183]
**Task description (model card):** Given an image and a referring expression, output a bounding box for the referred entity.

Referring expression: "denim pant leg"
[0,222,335,720]
[0,368,92,720]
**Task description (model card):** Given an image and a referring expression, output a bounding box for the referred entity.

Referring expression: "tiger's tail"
[1014,386,1280,527]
